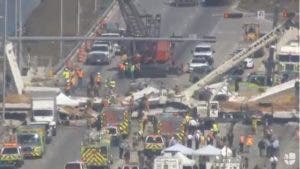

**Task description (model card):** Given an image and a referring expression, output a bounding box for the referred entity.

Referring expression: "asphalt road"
[20,126,86,169]
[72,0,230,97]
[20,1,276,169]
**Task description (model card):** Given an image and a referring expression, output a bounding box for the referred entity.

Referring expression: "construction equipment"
[80,130,112,168]
[0,141,24,167]
[117,0,171,64]
[243,23,260,42]
[182,19,290,108]
[16,126,46,158]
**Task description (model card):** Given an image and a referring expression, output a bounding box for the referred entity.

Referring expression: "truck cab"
[31,98,57,136]
[144,135,165,155]
[16,126,46,159]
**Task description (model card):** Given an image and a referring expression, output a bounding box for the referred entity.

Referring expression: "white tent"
[174,152,195,166]
[162,143,195,155]
[195,145,221,156]
[221,146,232,157]
[56,93,80,107]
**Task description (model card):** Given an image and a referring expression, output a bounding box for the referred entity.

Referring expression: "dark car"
[85,52,110,65]
[189,65,213,83]
[0,165,16,169]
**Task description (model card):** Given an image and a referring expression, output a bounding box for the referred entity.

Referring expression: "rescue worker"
[95,72,102,87]
[130,64,135,79]
[129,95,134,113]
[65,79,72,96]
[187,134,193,148]
[194,130,200,149]
[258,139,266,157]
[252,118,258,134]
[62,68,70,81]
[119,140,125,159]
[239,135,245,153]
[118,62,126,77]
[270,156,278,169]
[212,122,219,137]
[245,135,254,153]
[124,148,130,164]
[200,133,206,145]
[76,67,85,87]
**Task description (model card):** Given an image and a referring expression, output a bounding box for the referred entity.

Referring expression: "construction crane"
[117,0,166,63]
[181,19,292,107]
[117,0,147,37]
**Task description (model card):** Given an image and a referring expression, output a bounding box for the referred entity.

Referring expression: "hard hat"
[64,67,68,70]
[97,72,101,75]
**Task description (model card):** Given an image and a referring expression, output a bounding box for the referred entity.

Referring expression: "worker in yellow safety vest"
[62,68,70,81]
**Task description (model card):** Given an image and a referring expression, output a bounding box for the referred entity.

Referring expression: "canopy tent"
[174,152,195,166]
[56,93,80,107]
[162,143,195,155]
[221,146,232,157]
[195,145,221,156]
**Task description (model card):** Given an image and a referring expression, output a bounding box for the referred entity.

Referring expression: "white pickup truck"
[31,97,57,136]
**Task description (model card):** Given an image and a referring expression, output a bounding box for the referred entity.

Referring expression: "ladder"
[117,0,147,37]
[182,21,289,100]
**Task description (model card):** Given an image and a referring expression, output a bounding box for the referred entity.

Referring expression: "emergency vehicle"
[0,142,24,167]
[16,126,46,158]
[80,131,112,168]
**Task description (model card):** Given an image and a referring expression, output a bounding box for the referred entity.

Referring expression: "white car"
[193,44,214,58]
[244,58,254,69]
[88,44,112,64]
[188,58,209,71]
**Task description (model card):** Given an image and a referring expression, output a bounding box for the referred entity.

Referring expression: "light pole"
[2,0,8,122]
[77,0,81,35]
[60,0,63,61]
[19,0,22,67]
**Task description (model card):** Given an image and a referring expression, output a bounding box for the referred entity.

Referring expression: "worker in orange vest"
[239,135,245,153]
[76,68,85,87]
[118,63,126,77]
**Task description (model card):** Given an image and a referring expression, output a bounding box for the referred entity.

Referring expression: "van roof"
[195,43,211,48]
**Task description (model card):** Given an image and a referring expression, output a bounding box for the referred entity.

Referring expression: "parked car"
[193,43,214,59]
[243,58,254,69]
[188,58,209,72]
[122,163,139,169]
[85,52,111,65]
[189,65,213,83]
[64,161,87,169]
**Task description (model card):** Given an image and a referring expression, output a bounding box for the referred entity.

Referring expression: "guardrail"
[53,0,117,74]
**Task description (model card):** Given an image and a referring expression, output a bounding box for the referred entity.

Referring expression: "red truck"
[133,41,172,64]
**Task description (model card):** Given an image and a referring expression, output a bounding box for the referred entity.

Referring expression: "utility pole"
[94,0,98,12]
[60,0,63,61]
[15,0,18,37]
[77,0,81,35]
[266,0,280,86]
[2,0,8,122]
[18,0,22,68]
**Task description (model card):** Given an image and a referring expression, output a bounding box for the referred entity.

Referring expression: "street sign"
[257,10,265,19]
